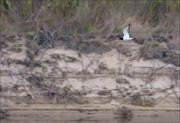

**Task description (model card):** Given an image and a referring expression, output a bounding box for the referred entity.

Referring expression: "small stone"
[130,85,138,91]
[123,85,130,91]
[159,42,168,50]
[98,90,111,95]
[115,78,122,83]
[167,43,180,50]
[126,92,131,96]
[115,107,133,120]
[116,78,129,84]
[121,92,127,97]
[111,90,119,97]
[0,110,10,119]
[110,100,119,106]
[99,62,108,70]
[135,38,145,44]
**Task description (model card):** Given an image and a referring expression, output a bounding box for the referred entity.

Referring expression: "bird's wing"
[123,26,130,39]
[124,32,130,39]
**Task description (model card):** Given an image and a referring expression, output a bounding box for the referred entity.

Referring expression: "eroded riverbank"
[1,33,179,123]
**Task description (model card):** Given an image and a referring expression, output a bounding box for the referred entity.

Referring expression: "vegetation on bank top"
[1,0,179,35]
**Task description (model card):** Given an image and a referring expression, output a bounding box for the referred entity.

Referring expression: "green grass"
[151,41,159,48]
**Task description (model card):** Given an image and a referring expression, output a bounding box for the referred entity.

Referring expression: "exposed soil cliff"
[0,33,179,108]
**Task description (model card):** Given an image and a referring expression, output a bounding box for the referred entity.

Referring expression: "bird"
[119,24,135,41]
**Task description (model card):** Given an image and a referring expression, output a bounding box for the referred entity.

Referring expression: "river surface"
[1,110,179,123]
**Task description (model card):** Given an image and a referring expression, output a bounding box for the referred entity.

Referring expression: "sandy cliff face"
[0,35,179,107]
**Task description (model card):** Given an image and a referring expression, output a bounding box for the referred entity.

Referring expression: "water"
[1,110,179,123]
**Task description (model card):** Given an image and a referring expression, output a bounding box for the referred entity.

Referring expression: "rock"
[134,38,145,44]
[159,42,169,50]
[174,88,180,98]
[152,93,165,99]
[152,30,168,43]
[129,85,138,91]
[114,106,133,120]
[0,110,10,120]
[111,90,119,97]
[116,78,129,84]
[126,91,132,96]
[167,43,180,51]
[0,85,2,92]
[121,91,128,97]
[123,85,130,91]
[110,100,119,106]
[27,75,45,88]
[142,96,157,106]
[50,53,62,60]
[98,90,111,95]
[167,87,180,98]
[141,41,180,66]
[150,76,172,89]
[153,36,168,43]
[131,92,156,106]
[115,78,122,83]
[84,77,116,90]
[145,47,165,59]
[64,56,78,63]
[0,39,9,49]
[65,79,83,90]
[106,34,122,41]
[0,98,15,107]
[116,44,132,57]
[162,51,180,66]
[131,93,143,105]
[98,62,108,70]
[141,88,155,95]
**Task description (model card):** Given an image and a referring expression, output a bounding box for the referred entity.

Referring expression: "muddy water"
[1,110,179,123]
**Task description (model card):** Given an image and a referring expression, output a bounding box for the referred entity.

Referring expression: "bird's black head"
[128,24,131,27]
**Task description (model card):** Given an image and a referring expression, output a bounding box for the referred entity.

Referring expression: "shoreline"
[2,104,180,111]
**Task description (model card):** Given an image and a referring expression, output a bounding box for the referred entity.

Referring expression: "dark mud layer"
[1,110,179,123]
